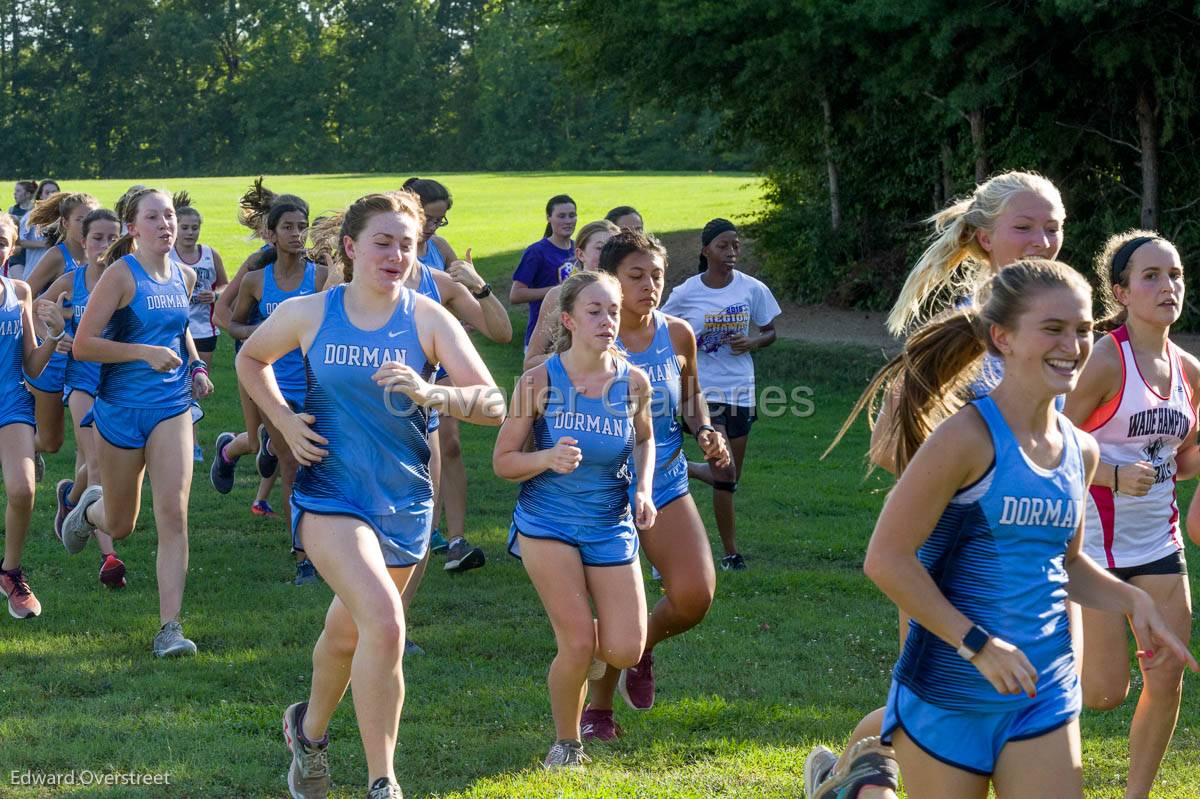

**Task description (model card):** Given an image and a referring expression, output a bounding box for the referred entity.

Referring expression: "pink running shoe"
[580,707,623,742]
[618,650,655,710]
[100,553,127,589]
[0,567,42,618]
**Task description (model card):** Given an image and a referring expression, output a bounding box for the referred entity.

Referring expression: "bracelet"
[471,283,493,300]
[695,423,716,439]
[1113,464,1119,495]
[49,329,66,342]
[189,359,207,375]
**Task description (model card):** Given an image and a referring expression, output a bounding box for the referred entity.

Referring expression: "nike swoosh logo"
[388,330,404,338]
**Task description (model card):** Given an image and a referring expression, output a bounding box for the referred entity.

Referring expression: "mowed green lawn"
[1,173,1197,797]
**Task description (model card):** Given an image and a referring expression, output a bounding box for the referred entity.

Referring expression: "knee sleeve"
[713,480,738,493]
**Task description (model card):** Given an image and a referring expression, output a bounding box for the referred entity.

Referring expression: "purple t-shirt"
[513,237,574,346]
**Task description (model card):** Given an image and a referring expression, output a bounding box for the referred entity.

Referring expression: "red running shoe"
[618,650,655,710]
[0,567,41,618]
[580,707,623,742]
[251,500,278,518]
[100,553,126,589]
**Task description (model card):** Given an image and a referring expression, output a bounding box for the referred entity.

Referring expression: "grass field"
[1,173,1198,797]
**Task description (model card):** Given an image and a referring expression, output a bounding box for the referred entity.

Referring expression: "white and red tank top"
[1082,325,1195,569]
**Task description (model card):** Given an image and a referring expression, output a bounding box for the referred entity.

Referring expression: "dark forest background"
[3,1,1198,321]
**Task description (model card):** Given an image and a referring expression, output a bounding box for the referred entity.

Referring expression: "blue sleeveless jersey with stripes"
[619,310,683,469]
[515,354,635,527]
[293,285,435,518]
[64,265,100,393]
[98,255,191,408]
[894,395,1084,710]
[0,276,34,422]
[258,260,316,397]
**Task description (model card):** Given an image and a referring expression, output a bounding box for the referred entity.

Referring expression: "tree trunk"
[1137,83,1159,230]
[968,109,988,183]
[820,92,841,232]
[940,142,954,205]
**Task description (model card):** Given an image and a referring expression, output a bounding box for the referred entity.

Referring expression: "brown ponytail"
[101,188,169,266]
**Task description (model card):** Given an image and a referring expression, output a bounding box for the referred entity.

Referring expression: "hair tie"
[1111,236,1157,284]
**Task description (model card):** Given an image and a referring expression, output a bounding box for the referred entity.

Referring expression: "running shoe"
[580,707,622,742]
[294,559,319,586]
[210,432,238,494]
[61,485,102,555]
[404,638,425,656]
[99,553,127,589]
[366,778,402,799]
[54,479,74,541]
[193,443,204,462]
[803,745,839,798]
[429,527,449,553]
[0,567,41,619]
[542,739,590,770]
[257,425,278,479]
[443,537,485,573]
[720,553,747,571]
[618,650,655,710]
[153,620,197,657]
[283,701,331,799]
[251,500,278,518]
[811,736,899,799]
[33,452,44,483]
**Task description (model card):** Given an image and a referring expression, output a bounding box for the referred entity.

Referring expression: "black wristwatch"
[695,423,716,439]
[957,624,991,661]
[471,284,492,299]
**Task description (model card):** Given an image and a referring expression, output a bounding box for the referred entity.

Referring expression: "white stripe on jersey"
[174,245,219,339]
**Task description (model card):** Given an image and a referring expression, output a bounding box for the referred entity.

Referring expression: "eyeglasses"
[426,215,449,229]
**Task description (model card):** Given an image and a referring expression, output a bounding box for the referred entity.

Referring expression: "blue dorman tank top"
[258,260,316,395]
[65,265,100,390]
[620,310,683,468]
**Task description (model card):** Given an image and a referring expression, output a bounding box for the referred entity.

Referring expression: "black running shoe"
[720,553,747,571]
[443,537,485,573]
[210,432,238,494]
[256,425,279,479]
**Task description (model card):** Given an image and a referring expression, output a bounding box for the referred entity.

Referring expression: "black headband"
[1111,236,1158,284]
[702,218,737,247]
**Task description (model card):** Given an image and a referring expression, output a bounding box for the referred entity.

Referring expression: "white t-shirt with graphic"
[661,270,781,406]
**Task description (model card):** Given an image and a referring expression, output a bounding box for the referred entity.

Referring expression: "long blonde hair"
[834,259,1091,472]
[887,171,1064,335]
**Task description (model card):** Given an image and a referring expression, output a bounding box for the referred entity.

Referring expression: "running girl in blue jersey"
[809,171,1071,799]
[210,244,280,517]
[0,213,66,619]
[228,185,325,584]
[238,191,504,799]
[402,177,456,272]
[853,260,1195,797]
[494,269,657,769]
[60,188,215,658]
[23,191,99,468]
[577,231,730,740]
[36,208,126,589]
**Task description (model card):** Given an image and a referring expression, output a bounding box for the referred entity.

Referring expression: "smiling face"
[84,219,120,266]
[267,210,309,256]
[562,279,621,353]
[127,192,177,256]
[1114,240,1184,330]
[548,202,578,240]
[992,284,1093,397]
[977,190,1064,270]
[614,250,665,315]
[344,209,420,292]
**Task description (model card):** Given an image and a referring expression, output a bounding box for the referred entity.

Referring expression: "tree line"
[0,0,747,179]
[557,0,1200,324]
